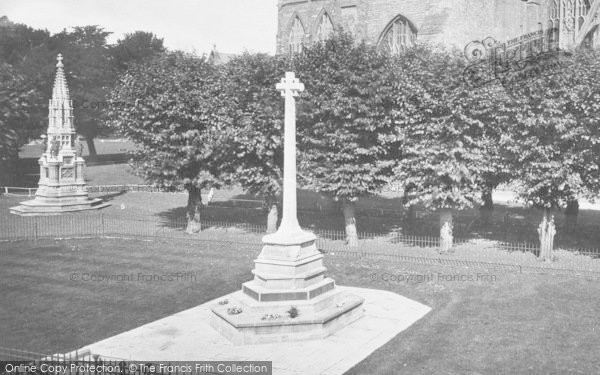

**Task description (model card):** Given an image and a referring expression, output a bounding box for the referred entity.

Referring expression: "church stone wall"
[277,0,548,53]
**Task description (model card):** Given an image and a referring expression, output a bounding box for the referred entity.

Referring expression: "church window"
[549,0,559,21]
[549,0,591,31]
[315,12,334,42]
[379,16,416,55]
[548,0,560,48]
[576,0,591,30]
[289,17,305,55]
[547,0,591,47]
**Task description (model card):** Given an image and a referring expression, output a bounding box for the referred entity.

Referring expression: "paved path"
[78,287,431,375]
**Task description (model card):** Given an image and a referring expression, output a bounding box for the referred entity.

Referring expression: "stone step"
[210,289,365,345]
[242,277,335,303]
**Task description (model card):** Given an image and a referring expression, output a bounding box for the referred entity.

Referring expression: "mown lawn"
[18,139,137,159]
[0,237,599,373]
[0,237,260,354]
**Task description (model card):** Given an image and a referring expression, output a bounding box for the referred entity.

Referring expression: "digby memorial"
[210,72,365,344]
[10,54,108,216]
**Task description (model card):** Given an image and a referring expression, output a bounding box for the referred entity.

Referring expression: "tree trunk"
[185,186,202,234]
[564,199,579,233]
[439,209,454,253]
[86,138,97,160]
[407,205,417,226]
[266,202,279,234]
[0,148,18,186]
[343,201,359,247]
[537,209,556,261]
[403,186,417,226]
[480,187,494,224]
[482,188,494,210]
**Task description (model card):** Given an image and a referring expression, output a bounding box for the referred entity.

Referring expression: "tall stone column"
[262,72,315,245]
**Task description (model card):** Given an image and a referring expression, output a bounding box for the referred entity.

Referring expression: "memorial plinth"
[10,54,108,216]
[210,72,364,345]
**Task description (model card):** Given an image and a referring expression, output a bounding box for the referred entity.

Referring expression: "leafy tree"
[111,31,165,73]
[108,52,228,232]
[504,49,600,259]
[0,18,53,146]
[0,64,36,185]
[294,33,399,246]
[51,26,114,158]
[0,17,51,66]
[219,53,287,233]
[392,45,490,252]
[460,83,515,222]
[0,20,122,159]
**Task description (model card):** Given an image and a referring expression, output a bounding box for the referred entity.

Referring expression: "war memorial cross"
[275,72,304,234]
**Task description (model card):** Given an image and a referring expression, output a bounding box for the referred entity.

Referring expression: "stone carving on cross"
[276,72,304,97]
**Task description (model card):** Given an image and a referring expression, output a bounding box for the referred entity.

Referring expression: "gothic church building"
[277,0,600,54]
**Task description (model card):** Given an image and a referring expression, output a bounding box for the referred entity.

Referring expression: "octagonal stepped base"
[242,277,336,303]
[210,288,364,345]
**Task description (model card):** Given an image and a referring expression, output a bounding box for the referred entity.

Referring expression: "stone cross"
[275,72,304,235]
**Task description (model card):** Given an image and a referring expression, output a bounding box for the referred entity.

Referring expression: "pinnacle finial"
[49,53,72,131]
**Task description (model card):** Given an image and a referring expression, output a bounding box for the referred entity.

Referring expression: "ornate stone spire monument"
[10,54,108,216]
[210,72,364,344]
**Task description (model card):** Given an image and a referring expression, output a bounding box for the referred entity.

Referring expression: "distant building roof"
[208,45,237,65]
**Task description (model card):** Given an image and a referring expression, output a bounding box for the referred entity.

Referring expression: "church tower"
[10,54,108,216]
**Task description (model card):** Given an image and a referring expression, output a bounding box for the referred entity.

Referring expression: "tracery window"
[315,12,334,42]
[548,0,591,35]
[379,16,416,55]
[289,17,305,55]
[575,0,591,30]
[548,0,590,45]
[548,0,560,49]
[549,0,560,22]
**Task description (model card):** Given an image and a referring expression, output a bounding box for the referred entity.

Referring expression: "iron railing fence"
[0,213,466,247]
[0,346,205,375]
[0,346,105,362]
[4,185,600,241]
[0,347,274,375]
[1,214,600,273]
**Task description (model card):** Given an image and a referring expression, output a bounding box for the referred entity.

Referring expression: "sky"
[1,0,279,55]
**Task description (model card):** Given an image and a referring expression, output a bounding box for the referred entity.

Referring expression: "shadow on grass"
[155,189,408,235]
[155,190,600,253]
[96,190,128,202]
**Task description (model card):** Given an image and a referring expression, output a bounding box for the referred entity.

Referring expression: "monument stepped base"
[10,196,109,216]
[210,287,364,345]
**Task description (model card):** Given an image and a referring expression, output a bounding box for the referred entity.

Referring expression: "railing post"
[34,221,38,244]
[101,213,104,236]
